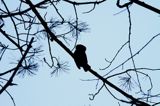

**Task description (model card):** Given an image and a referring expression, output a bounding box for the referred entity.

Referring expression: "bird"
[73,44,90,72]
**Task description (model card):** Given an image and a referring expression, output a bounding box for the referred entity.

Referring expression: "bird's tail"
[83,64,91,72]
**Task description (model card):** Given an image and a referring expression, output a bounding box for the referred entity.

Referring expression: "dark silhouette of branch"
[117,0,160,14]
[63,0,106,5]
[25,0,74,58]
[48,0,64,23]
[0,68,15,76]
[2,0,20,46]
[116,0,133,8]
[0,28,23,51]
[103,33,160,76]
[89,83,104,100]
[25,0,150,105]
[126,5,142,92]
[5,90,16,106]
[100,41,129,70]
[131,0,160,14]
[0,0,51,18]
[0,37,34,94]
[89,68,150,106]
[0,85,16,106]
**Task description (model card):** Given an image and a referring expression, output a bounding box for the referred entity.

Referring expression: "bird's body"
[74,44,90,72]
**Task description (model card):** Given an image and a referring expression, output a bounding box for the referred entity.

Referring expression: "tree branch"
[0,37,34,94]
[117,0,160,14]
[131,0,160,14]
[0,0,50,18]
[89,69,150,106]
[25,0,74,58]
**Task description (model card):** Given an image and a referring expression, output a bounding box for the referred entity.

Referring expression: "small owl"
[74,44,90,72]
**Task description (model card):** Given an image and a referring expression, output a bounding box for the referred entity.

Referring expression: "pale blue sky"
[0,0,160,106]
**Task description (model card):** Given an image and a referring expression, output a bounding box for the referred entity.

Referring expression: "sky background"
[0,0,160,106]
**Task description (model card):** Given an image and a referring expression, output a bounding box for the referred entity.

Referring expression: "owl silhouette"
[74,44,90,72]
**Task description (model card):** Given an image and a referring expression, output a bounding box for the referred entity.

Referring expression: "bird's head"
[76,44,86,51]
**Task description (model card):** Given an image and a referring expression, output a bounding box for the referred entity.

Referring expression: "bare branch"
[0,37,34,94]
